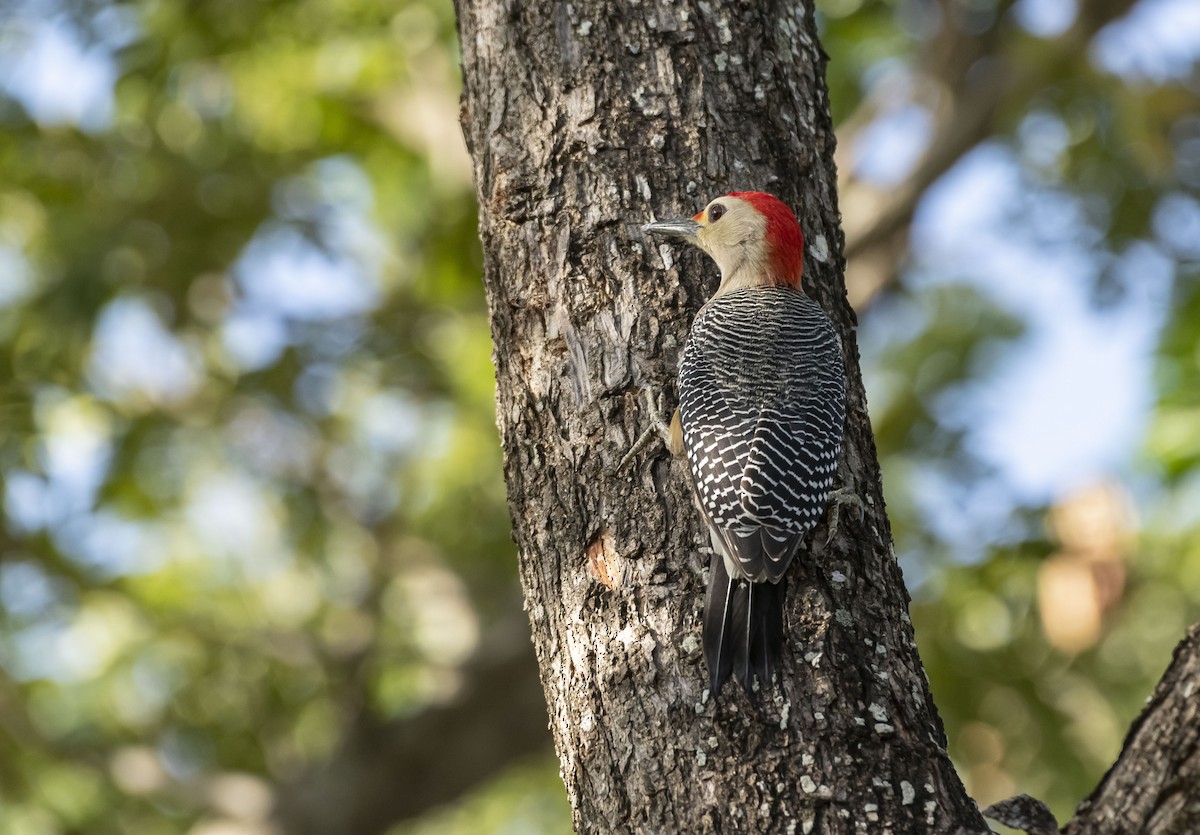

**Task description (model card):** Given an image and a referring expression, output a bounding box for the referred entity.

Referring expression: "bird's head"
[643,191,804,295]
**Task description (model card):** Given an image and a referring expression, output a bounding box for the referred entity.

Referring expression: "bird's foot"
[618,387,681,472]
[825,486,865,546]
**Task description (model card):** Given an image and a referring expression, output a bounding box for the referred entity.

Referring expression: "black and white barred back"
[678,285,846,694]
[679,285,846,579]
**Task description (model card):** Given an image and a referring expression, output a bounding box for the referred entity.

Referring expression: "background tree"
[0,0,1196,833]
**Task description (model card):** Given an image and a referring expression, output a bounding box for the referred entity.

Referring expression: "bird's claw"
[618,387,675,472]
[824,486,865,546]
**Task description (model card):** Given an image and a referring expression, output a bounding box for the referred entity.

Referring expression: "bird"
[642,191,847,697]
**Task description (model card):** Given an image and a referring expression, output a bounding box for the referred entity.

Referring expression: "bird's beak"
[642,218,701,240]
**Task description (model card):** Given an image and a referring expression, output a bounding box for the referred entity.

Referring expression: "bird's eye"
[708,204,726,223]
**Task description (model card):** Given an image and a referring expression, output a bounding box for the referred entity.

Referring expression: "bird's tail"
[703,550,786,696]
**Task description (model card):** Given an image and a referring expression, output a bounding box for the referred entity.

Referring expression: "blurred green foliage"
[0,0,534,832]
[0,0,1197,832]
[827,0,1200,819]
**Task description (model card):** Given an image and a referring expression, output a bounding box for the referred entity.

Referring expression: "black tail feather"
[703,551,736,695]
[703,551,787,697]
[735,578,753,690]
[757,578,785,685]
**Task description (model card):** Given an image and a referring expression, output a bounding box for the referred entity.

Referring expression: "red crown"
[729,191,804,286]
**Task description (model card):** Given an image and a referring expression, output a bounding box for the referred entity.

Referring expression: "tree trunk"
[454,1,986,832]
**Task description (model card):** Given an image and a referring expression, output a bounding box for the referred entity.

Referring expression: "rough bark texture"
[1062,623,1200,835]
[455,1,985,832]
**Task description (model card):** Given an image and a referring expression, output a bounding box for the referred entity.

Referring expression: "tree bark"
[454,0,986,832]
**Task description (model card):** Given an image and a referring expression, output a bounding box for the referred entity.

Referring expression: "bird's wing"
[679,375,809,580]
[681,368,843,581]
[739,398,842,530]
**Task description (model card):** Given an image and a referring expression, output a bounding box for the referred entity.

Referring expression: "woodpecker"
[643,192,846,697]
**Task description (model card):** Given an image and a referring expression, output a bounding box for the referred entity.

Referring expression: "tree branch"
[273,629,549,835]
[839,0,1139,309]
[1062,622,1200,835]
